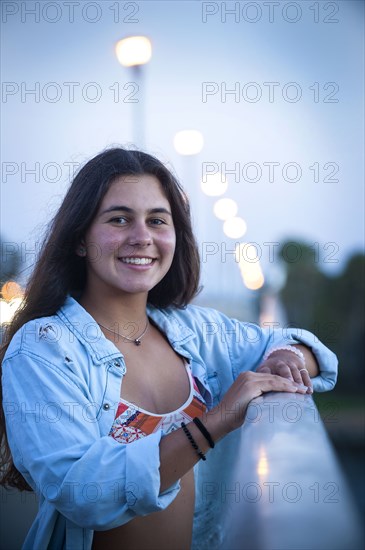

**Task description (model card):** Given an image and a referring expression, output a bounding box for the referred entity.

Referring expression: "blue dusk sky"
[1,0,364,302]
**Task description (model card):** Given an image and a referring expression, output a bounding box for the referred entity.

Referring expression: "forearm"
[262,324,338,392]
[159,411,226,492]
[159,369,306,492]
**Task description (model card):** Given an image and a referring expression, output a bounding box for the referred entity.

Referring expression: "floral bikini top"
[109,362,207,444]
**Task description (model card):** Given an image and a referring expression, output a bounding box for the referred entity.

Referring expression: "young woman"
[0,148,337,550]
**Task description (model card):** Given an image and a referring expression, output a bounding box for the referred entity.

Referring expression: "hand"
[205,370,308,437]
[256,350,313,394]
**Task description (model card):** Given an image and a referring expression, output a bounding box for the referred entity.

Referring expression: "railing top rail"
[221,392,363,550]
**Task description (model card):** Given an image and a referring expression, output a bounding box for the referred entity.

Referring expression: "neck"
[79,287,149,327]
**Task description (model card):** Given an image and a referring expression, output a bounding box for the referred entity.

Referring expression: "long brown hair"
[0,147,201,491]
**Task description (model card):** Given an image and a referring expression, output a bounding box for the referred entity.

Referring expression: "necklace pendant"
[98,319,149,346]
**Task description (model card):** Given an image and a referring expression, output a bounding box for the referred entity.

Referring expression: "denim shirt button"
[103,403,110,411]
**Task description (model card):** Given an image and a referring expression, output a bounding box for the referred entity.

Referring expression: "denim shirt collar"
[57,296,196,365]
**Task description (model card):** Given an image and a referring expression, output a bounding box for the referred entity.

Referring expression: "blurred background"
[1,0,364,546]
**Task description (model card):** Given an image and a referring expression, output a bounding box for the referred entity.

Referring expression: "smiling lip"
[118,257,155,265]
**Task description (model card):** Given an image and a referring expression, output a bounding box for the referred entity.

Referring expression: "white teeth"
[120,257,153,265]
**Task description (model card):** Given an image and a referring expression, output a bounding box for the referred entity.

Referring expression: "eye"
[149,218,166,225]
[110,216,128,225]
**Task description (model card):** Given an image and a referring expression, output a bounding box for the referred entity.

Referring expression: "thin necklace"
[98,318,149,346]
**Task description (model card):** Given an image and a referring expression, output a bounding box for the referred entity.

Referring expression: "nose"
[127,221,152,247]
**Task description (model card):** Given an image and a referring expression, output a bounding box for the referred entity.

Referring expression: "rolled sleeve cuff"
[284,328,338,392]
[125,430,180,515]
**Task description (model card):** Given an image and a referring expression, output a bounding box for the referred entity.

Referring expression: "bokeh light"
[235,243,265,290]
[223,217,247,239]
[0,281,24,325]
[115,36,152,67]
[1,281,23,301]
[173,130,204,156]
[213,198,238,220]
[201,172,228,197]
[0,300,12,325]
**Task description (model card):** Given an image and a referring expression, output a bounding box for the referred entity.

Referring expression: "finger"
[235,372,303,400]
[285,362,312,393]
[286,362,304,384]
[256,366,271,374]
[275,361,294,381]
[261,374,307,394]
[298,368,313,393]
[293,382,310,394]
[267,373,308,394]
[284,363,310,393]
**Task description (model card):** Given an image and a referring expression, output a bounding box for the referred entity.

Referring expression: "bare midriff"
[92,469,195,550]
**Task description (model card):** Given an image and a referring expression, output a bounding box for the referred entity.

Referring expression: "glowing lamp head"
[223,217,247,239]
[173,130,204,156]
[213,198,238,221]
[201,172,228,197]
[115,36,152,67]
[235,243,265,291]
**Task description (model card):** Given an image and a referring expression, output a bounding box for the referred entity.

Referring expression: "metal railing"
[221,392,363,550]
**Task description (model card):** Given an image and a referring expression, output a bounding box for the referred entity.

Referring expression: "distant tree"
[0,236,21,289]
[279,241,365,394]
[332,254,365,390]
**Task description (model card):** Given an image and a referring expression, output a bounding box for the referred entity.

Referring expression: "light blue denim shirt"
[2,297,337,549]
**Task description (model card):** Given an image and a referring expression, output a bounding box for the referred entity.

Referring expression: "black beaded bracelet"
[193,417,215,449]
[181,422,206,461]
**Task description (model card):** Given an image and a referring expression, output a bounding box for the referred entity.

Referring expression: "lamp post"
[173,130,204,238]
[115,36,152,148]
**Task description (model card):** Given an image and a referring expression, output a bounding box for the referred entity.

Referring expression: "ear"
[76,240,86,257]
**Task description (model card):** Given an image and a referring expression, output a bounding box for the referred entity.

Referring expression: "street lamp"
[115,36,152,67]
[173,129,205,239]
[223,216,247,239]
[173,130,204,156]
[115,36,152,147]
[200,172,228,197]
[235,243,265,291]
[213,198,238,220]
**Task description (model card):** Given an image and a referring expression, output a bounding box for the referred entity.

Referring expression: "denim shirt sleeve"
[212,312,338,392]
[2,349,179,531]
[175,306,338,394]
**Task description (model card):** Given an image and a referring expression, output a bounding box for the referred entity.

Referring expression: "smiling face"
[80,174,176,300]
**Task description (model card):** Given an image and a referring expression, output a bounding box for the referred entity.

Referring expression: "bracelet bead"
[181,422,206,461]
[263,345,306,365]
[193,417,215,449]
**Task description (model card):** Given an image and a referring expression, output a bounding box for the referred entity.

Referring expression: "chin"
[117,285,153,295]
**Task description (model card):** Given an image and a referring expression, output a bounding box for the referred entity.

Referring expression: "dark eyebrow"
[100,205,172,216]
